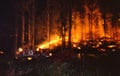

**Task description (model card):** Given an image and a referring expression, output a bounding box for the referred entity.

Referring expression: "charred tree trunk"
[103,14,107,38]
[81,16,84,41]
[31,1,35,49]
[21,12,25,49]
[68,0,72,48]
[59,0,66,49]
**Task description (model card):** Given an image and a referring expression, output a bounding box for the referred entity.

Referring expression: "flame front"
[35,1,120,50]
[37,9,105,49]
[38,36,62,49]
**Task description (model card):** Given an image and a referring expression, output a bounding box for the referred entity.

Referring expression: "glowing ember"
[27,57,32,60]
[49,53,52,56]
[107,45,116,48]
[77,47,81,50]
[16,51,20,55]
[18,48,23,52]
[77,53,81,59]
[0,51,4,54]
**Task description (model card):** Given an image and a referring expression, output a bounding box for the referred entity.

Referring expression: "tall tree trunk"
[22,12,25,49]
[81,17,84,41]
[60,0,66,49]
[14,15,18,57]
[28,18,31,48]
[103,14,107,38]
[68,0,72,48]
[31,1,35,49]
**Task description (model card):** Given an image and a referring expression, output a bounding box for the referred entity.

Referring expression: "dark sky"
[0,0,15,56]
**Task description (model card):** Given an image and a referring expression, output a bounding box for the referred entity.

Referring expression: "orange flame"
[36,5,120,51]
[38,36,61,49]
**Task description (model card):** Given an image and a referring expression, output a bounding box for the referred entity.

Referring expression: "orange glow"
[49,53,52,56]
[38,36,62,49]
[37,34,81,49]
[107,45,116,48]
[0,51,4,54]
[77,47,81,50]
[98,42,102,45]
[118,18,120,21]
[36,48,39,51]
[73,44,77,48]
[77,53,81,59]
[16,51,20,55]
[35,4,120,52]
[18,48,23,52]
[15,1,120,57]
[27,57,32,60]
[35,5,110,51]
[20,3,120,54]
[100,49,106,52]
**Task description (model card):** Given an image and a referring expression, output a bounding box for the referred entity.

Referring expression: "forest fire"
[37,35,80,49]
[37,9,106,50]
[10,1,120,76]
[15,0,120,58]
[36,3,115,50]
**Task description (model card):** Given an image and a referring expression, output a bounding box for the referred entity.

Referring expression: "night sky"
[0,0,15,56]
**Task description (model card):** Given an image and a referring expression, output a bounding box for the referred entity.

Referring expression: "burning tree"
[14,0,120,53]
